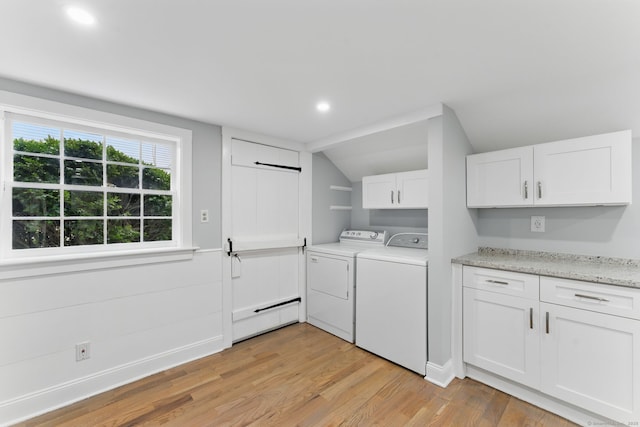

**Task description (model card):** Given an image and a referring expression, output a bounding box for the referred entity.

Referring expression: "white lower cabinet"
[462,266,640,424]
[540,302,640,423]
[463,288,540,389]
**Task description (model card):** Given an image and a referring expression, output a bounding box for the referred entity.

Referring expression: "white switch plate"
[200,209,209,223]
[531,216,545,232]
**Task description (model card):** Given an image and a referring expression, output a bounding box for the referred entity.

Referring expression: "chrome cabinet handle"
[391,190,394,204]
[537,181,542,199]
[545,312,550,334]
[486,279,509,285]
[398,190,401,204]
[529,307,533,329]
[524,181,528,199]
[575,293,610,303]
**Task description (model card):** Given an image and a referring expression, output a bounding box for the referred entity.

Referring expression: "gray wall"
[427,107,478,367]
[475,137,640,259]
[350,181,428,236]
[0,77,222,249]
[311,152,352,244]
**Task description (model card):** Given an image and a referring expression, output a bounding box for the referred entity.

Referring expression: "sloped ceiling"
[322,120,428,182]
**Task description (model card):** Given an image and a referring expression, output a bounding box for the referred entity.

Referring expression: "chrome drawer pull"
[529,307,533,329]
[575,293,609,303]
[486,279,509,285]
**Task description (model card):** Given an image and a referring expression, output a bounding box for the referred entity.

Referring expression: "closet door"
[229,139,303,341]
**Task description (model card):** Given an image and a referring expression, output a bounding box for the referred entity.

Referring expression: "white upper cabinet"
[466,130,632,208]
[362,169,428,209]
[466,146,533,207]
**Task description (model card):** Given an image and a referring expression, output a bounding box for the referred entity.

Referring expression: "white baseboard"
[1,335,225,427]
[425,359,455,387]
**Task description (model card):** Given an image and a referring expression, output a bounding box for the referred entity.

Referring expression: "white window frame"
[0,91,193,274]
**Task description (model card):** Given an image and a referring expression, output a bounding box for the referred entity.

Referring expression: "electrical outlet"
[531,216,545,233]
[76,342,90,361]
[200,209,209,223]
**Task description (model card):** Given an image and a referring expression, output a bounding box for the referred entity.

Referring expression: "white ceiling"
[1,0,639,153]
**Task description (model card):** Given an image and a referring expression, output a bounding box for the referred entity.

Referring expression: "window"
[1,108,190,260]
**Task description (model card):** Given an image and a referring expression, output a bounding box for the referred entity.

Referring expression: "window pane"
[64,220,104,246]
[64,130,103,160]
[142,142,172,168]
[144,219,172,242]
[13,188,60,217]
[14,155,60,183]
[142,167,170,190]
[107,219,140,243]
[144,195,172,216]
[107,193,141,216]
[64,191,103,216]
[64,160,103,186]
[13,122,60,155]
[107,164,139,188]
[107,137,140,164]
[13,220,60,249]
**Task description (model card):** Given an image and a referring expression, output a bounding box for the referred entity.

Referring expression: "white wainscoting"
[0,249,224,426]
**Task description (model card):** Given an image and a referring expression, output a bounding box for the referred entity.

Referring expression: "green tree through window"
[11,125,173,250]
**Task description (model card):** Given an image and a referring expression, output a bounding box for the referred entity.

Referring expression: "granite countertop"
[452,247,640,289]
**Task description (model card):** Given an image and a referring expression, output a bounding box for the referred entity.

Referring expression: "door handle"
[486,279,509,285]
[537,181,543,199]
[529,307,533,329]
[391,190,394,204]
[545,311,550,334]
[310,256,318,263]
[398,190,401,204]
[524,181,528,199]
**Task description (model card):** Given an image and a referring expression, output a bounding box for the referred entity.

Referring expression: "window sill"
[0,247,199,280]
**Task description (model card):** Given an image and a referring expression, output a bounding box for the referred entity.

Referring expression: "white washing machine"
[306,230,387,342]
[356,232,428,375]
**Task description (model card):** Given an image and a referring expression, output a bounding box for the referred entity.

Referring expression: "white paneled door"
[227,138,305,342]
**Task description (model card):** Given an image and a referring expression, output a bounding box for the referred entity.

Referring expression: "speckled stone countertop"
[452,247,640,289]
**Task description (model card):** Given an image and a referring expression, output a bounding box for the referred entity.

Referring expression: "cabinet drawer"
[462,266,539,300]
[540,277,640,320]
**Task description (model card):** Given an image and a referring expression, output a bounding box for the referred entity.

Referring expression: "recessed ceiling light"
[66,7,96,26]
[316,102,331,113]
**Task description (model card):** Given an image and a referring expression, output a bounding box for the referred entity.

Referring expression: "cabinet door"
[533,130,632,206]
[463,288,540,389]
[540,303,640,423]
[396,169,428,208]
[466,147,533,208]
[362,173,397,209]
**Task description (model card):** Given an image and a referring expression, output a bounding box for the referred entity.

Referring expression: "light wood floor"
[20,323,576,426]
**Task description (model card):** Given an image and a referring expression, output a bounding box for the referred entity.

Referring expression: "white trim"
[465,365,615,427]
[0,335,224,427]
[306,104,443,153]
[425,360,455,388]
[0,247,198,280]
[222,126,305,153]
[329,185,352,192]
[0,90,193,259]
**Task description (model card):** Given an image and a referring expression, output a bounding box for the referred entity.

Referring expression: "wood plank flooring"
[19,323,576,426]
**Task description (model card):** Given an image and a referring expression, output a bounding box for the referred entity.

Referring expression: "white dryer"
[306,230,387,342]
[356,232,428,375]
